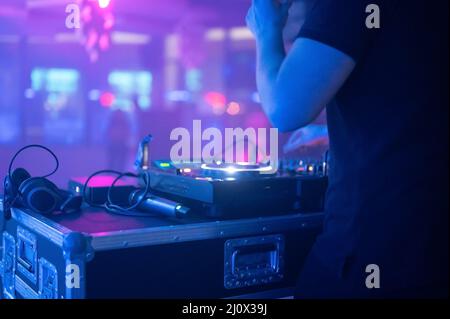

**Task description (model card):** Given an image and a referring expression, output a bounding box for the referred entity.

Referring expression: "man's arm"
[247,0,356,132]
[257,37,356,132]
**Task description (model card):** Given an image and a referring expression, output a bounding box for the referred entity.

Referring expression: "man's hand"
[246,0,292,42]
[283,125,330,154]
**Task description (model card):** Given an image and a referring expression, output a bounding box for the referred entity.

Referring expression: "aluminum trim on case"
[15,275,39,299]
[90,213,323,251]
[62,233,90,299]
[11,208,71,247]
[0,200,5,233]
[65,258,86,299]
[38,257,58,299]
[2,232,16,299]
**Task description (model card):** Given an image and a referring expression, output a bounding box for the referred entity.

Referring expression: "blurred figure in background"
[106,110,133,171]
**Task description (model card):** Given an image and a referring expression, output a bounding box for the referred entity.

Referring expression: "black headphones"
[3,145,82,218]
[82,169,153,217]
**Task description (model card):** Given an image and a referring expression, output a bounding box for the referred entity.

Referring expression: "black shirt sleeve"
[299,0,375,62]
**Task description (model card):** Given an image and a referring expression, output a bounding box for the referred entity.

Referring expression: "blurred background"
[0,0,327,188]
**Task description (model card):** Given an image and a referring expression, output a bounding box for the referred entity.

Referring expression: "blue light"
[108,71,135,94]
[166,90,191,102]
[185,68,202,92]
[31,68,80,93]
[138,95,151,109]
[108,70,153,110]
[108,70,152,95]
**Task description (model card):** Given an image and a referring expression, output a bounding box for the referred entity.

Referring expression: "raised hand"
[246,0,293,41]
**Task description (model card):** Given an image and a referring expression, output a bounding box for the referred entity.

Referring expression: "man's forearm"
[256,33,286,124]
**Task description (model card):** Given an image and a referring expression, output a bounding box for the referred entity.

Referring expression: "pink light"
[100,92,115,107]
[99,33,110,51]
[98,0,111,9]
[226,102,241,116]
[71,176,133,187]
[81,6,92,22]
[104,13,115,29]
[204,92,226,109]
[86,29,98,50]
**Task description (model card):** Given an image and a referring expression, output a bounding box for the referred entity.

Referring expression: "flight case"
[0,200,323,299]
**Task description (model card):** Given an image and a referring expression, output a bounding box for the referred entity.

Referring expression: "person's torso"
[318,0,449,287]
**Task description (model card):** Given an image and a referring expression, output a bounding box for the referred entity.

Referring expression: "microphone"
[129,190,189,218]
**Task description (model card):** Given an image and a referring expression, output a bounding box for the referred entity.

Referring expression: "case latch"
[17,226,38,284]
[224,234,285,289]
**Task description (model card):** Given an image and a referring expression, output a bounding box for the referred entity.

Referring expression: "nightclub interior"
[0,0,448,301]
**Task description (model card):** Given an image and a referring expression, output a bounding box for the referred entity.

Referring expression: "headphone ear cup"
[60,195,83,214]
[4,175,15,199]
[19,177,59,215]
[10,168,31,195]
[55,189,82,213]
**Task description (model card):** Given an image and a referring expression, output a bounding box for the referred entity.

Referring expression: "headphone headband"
[4,144,81,216]
[8,144,59,179]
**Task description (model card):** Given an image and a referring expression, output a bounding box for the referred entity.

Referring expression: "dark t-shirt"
[297,0,449,296]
